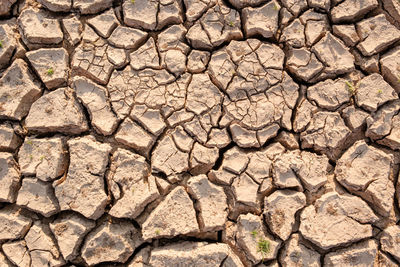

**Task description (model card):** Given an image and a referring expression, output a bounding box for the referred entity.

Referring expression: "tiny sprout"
[26,140,33,145]
[29,154,33,160]
[228,21,235,27]
[257,238,270,261]
[274,4,279,10]
[397,75,400,83]
[345,80,356,95]
[0,40,3,48]
[40,155,45,161]
[377,89,383,94]
[47,67,54,76]
[131,0,135,3]
[155,229,160,235]
[251,230,258,238]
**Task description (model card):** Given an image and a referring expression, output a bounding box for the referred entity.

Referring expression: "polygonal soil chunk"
[108,26,148,49]
[107,66,180,119]
[324,239,379,266]
[186,73,223,115]
[380,225,400,262]
[228,0,269,8]
[355,73,398,112]
[300,111,351,160]
[24,221,65,266]
[16,178,59,217]
[62,16,82,46]
[333,25,360,46]
[0,152,20,203]
[115,117,155,156]
[380,46,400,93]
[186,1,242,50]
[170,126,193,153]
[235,213,281,264]
[307,78,351,111]
[187,50,210,73]
[230,123,259,148]
[296,151,330,192]
[2,240,31,267]
[342,106,369,131]
[286,48,324,82]
[0,123,21,152]
[25,88,89,134]
[73,0,113,14]
[71,28,116,85]
[123,0,182,31]
[87,9,118,38]
[18,137,67,181]
[293,98,318,133]
[142,186,199,240]
[300,11,330,46]
[331,0,378,23]
[299,192,378,250]
[281,0,307,16]
[73,76,119,136]
[222,147,249,175]
[189,143,219,175]
[49,213,95,262]
[272,151,304,190]
[357,14,400,56]
[37,0,72,12]
[0,59,42,121]
[54,136,111,220]
[242,1,280,39]
[130,37,160,70]
[232,173,260,211]
[108,148,159,219]
[18,8,63,46]
[26,48,69,90]
[223,71,297,132]
[280,234,321,267]
[0,0,16,16]
[151,133,189,176]
[280,19,305,48]
[0,24,17,70]
[0,206,32,242]
[335,140,395,216]
[264,190,306,240]
[187,174,228,231]
[131,104,166,136]
[366,100,400,150]
[311,32,355,78]
[81,220,141,265]
[149,242,243,267]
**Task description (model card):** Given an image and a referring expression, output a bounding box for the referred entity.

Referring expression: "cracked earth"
[1,0,400,266]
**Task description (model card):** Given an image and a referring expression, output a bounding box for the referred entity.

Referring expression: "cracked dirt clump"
[1,0,400,266]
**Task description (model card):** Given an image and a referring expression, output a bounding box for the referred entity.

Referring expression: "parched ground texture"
[1,0,400,266]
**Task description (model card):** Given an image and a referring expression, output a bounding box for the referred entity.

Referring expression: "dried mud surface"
[1,0,400,266]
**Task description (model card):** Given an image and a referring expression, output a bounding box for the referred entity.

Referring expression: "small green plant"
[47,67,54,76]
[257,238,270,261]
[131,0,135,3]
[40,155,46,161]
[345,80,356,95]
[0,40,3,48]
[228,21,235,27]
[377,89,383,94]
[397,75,400,83]
[26,140,33,145]
[273,3,279,10]
[155,229,160,235]
[29,154,33,160]
[251,230,258,238]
